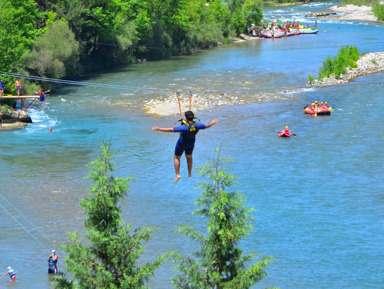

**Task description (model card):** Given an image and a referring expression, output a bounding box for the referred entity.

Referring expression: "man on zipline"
[152,110,218,183]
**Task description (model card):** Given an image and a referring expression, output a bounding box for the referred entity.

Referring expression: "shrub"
[373,3,384,20]
[317,46,360,80]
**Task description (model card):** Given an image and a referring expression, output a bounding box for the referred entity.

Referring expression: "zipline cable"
[1,71,384,96]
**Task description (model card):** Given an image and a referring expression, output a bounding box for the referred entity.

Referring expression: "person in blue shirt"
[47,249,58,274]
[152,110,218,183]
[0,79,4,97]
[1,267,18,282]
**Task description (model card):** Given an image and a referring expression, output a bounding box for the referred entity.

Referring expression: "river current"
[0,2,383,288]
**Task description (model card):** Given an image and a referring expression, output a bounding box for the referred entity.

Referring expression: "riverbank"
[308,52,384,86]
[328,4,379,22]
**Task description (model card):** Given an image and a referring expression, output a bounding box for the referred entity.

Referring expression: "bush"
[373,3,384,20]
[308,74,315,81]
[317,46,360,80]
[24,19,80,78]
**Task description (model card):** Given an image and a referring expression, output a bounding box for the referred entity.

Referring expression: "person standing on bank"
[0,79,4,97]
[152,110,218,183]
[47,250,58,274]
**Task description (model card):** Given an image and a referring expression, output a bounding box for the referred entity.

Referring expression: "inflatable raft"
[303,107,331,115]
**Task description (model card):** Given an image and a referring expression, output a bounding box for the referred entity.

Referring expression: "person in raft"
[47,249,58,274]
[152,110,218,184]
[1,266,18,282]
[282,126,291,136]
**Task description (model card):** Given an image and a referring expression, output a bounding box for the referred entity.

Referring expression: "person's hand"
[211,119,219,125]
[152,126,158,131]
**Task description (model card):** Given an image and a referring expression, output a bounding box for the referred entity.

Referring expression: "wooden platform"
[0,95,40,111]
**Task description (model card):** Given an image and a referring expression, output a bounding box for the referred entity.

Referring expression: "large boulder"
[1,109,32,123]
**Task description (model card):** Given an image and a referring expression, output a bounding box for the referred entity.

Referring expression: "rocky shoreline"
[0,109,32,130]
[308,52,384,86]
[328,4,379,22]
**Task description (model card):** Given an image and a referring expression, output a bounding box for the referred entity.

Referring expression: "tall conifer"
[173,148,275,289]
[55,142,163,289]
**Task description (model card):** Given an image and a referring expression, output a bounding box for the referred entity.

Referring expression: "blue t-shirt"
[174,122,206,147]
[0,82,3,89]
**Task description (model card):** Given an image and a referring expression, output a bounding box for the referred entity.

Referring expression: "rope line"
[1,71,384,96]
[0,192,66,266]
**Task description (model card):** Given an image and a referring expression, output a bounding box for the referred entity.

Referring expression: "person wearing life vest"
[314,101,319,110]
[283,126,291,137]
[1,266,18,282]
[310,103,316,111]
[34,88,51,109]
[324,102,329,108]
[47,249,58,274]
[152,111,218,184]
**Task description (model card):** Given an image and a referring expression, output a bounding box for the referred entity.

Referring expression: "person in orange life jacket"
[1,267,18,282]
[314,100,319,110]
[47,249,58,274]
[152,110,218,184]
[324,102,329,108]
[320,101,324,108]
[34,88,51,109]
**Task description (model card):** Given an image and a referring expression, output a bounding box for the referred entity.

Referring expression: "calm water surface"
[1,2,383,288]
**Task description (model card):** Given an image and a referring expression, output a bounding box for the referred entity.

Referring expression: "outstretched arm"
[152,127,174,132]
[1,272,8,278]
[205,119,219,128]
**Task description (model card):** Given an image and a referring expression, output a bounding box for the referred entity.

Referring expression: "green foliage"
[24,19,80,78]
[1,0,264,77]
[173,148,275,289]
[318,46,360,80]
[373,3,384,20]
[308,74,315,82]
[0,0,40,73]
[243,0,264,26]
[55,142,164,289]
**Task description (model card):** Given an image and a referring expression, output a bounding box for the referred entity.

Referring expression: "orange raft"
[303,107,331,116]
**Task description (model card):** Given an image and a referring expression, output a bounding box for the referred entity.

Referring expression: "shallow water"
[1,2,384,288]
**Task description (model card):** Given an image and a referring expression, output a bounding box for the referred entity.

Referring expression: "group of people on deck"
[1,250,58,282]
[304,101,330,111]
[0,78,50,109]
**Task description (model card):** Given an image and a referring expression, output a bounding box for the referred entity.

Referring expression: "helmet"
[286,126,288,129]
[7,267,11,270]
[315,101,318,103]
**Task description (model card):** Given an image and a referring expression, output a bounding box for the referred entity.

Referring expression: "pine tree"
[55,142,164,289]
[172,148,275,289]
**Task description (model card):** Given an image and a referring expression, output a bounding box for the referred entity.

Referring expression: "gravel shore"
[308,52,384,86]
[328,4,379,22]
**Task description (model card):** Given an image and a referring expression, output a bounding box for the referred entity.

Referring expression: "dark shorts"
[40,97,45,102]
[48,268,57,274]
[175,140,194,156]
[16,86,21,91]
